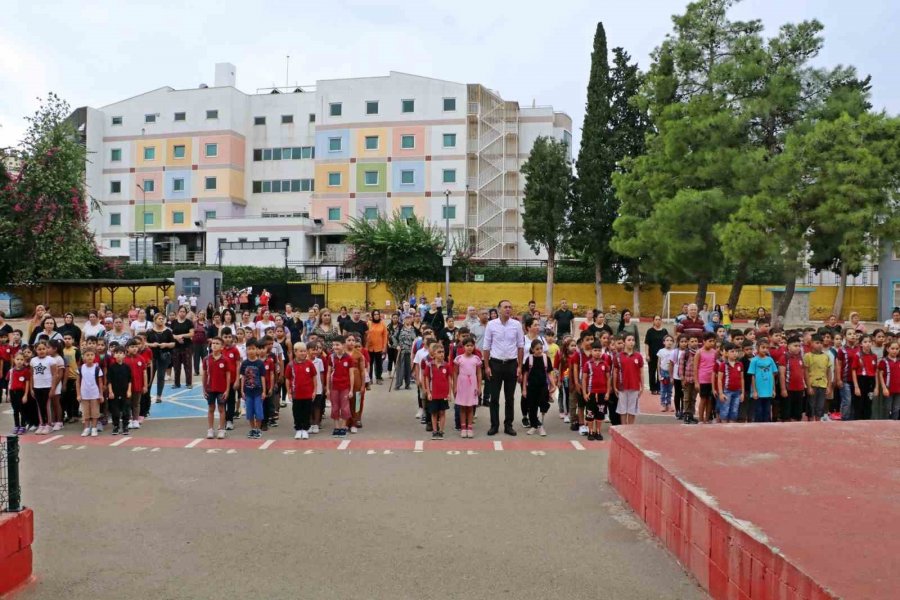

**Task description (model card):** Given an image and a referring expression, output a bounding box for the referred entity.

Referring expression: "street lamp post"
[443,189,451,302]
[136,183,147,265]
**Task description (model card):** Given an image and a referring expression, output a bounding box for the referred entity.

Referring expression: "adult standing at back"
[259,288,272,310]
[675,303,706,340]
[366,309,388,384]
[342,307,369,345]
[605,305,622,333]
[553,299,575,337]
[482,300,525,436]
[170,306,194,389]
[644,315,669,395]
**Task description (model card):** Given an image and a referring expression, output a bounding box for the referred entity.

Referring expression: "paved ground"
[2,378,705,600]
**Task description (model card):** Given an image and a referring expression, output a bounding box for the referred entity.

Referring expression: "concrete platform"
[608,422,900,600]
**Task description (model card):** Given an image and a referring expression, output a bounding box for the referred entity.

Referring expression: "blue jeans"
[659,370,672,406]
[244,391,263,422]
[840,383,853,420]
[755,397,772,422]
[717,391,741,421]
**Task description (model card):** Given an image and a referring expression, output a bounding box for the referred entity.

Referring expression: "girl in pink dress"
[453,338,483,438]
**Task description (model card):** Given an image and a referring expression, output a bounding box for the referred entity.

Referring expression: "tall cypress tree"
[570,22,617,311]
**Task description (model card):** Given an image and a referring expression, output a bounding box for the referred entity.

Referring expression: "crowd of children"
[4,302,898,442]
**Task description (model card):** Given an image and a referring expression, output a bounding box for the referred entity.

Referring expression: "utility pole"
[444,189,451,301]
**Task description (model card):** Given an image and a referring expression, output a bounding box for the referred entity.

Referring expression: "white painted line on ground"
[570,440,586,451]
[414,440,424,452]
[160,398,208,413]
[337,439,351,450]
[110,437,130,447]
[184,438,203,448]
[493,440,503,451]
[259,440,275,450]
[39,434,64,445]
[164,388,196,400]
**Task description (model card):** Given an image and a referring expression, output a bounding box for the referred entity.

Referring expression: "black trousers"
[648,355,660,393]
[673,379,684,414]
[226,388,238,422]
[369,351,384,380]
[854,375,875,420]
[292,398,312,430]
[387,347,397,373]
[488,358,517,429]
[192,342,208,375]
[109,395,131,428]
[172,345,192,387]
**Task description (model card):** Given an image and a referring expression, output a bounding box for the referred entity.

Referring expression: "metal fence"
[0,435,22,512]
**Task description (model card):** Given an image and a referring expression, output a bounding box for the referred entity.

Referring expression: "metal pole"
[444,189,451,302]
[137,183,147,265]
[6,435,21,512]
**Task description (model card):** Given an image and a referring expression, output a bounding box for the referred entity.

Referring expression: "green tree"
[343,213,444,306]
[521,136,574,313]
[570,22,617,311]
[0,93,102,282]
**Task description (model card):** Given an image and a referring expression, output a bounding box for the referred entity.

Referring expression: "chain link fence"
[0,435,22,512]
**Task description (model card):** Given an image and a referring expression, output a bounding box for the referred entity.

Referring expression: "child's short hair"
[85,336,98,344]
[333,335,346,344]
[579,330,594,341]
[786,335,802,345]
[811,334,823,343]
[703,332,717,341]
[113,346,126,355]
[723,342,736,352]
[872,328,885,337]
[744,327,755,336]
[757,337,769,346]
[82,347,95,355]
[741,340,754,349]
[221,327,233,336]
[293,341,307,353]
[591,341,603,350]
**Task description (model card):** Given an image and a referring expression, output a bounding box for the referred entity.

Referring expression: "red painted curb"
[0,510,34,597]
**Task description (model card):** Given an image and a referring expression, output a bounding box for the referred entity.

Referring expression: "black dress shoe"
[487,427,499,436]
[503,427,517,436]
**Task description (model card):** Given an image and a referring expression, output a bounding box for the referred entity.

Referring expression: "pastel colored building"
[74,63,572,268]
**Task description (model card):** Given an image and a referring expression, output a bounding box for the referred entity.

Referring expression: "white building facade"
[76,64,572,269]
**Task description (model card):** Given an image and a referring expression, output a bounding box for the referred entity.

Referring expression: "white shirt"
[189,295,197,308]
[79,363,103,400]
[671,348,683,380]
[313,357,325,395]
[482,317,525,360]
[52,355,65,394]
[657,348,675,375]
[413,347,430,366]
[131,319,151,334]
[30,356,54,389]
[885,319,900,335]
[464,318,486,347]
[177,294,187,306]
[256,320,275,337]
[83,322,105,338]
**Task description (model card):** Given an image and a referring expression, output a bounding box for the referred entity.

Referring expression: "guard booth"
[174,270,222,311]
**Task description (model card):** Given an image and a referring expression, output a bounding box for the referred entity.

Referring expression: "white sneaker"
[539,426,547,437]
[301,430,310,440]
[225,421,234,431]
[52,422,63,431]
[28,425,38,432]
[559,412,565,419]
[207,428,215,439]
[564,415,571,423]
[579,425,589,436]
[295,430,303,439]
[90,428,98,437]
[96,423,103,432]
[350,426,358,434]
[132,420,141,429]
[415,408,423,419]
[527,427,537,436]
[81,427,91,437]
[280,400,287,408]
[310,424,319,434]
[217,429,226,439]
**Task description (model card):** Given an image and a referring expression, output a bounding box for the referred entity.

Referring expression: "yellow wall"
[322,282,879,321]
[11,285,173,316]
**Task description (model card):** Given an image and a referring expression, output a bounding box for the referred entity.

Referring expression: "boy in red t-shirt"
[778,336,806,422]
[716,342,744,423]
[327,337,354,437]
[124,341,148,431]
[835,329,860,420]
[286,342,317,439]
[851,334,877,420]
[424,344,453,440]
[7,352,30,434]
[221,328,242,430]
[203,337,231,439]
[615,333,644,425]
[133,334,154,423]
[261,336,277,432]
[581,342,611,441]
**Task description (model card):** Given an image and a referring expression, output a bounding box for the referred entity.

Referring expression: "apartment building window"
[173,145,185,159]
[443,98,456,112]
[364,171,379,186]
[309,113,316,123]
[206,110,219,119]
[205,143,218,157]
[328,137,342,152]
[205,176,217,191]
[110,181,121,193]
[143,147,156,160]
[363,207,379,220]
[204,210,217,220]
[253,179,314,193]
[327,207,341,221]
[366,101,379,115]
[110,239,121,249]
[402,99,415,113]
[328,172,342,187]
[442,133,457,148]
[254,116,266,125]
[110,148,122,162]
[173,211,185,224]
[173,178,185,192]
[142,179,155,192]
[443,169,457,183]
[300,146,314,159]
[400,170,415,185]
[111,116,123,125]
[110,213,121,226]
[400,206,414,219]
[281,114,293,124]
[365,136,379,150]
[145,114,157,124]
[144,212,154,225]
[174,112,186,121]
[442,205,457,219]
[329,103,342,116]
[400,135,415,149]
[253,146,314,161]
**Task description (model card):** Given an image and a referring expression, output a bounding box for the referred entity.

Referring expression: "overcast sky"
[2,0,898,151]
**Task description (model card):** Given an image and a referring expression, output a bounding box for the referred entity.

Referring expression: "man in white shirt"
[189,294,198,310]
[177,292,187,308]
[482,300,525,436]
